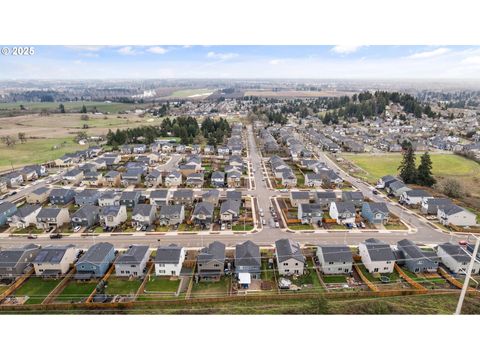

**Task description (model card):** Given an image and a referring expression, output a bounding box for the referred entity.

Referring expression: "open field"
[244,90,356,98]
[13,277,61,305]
[166,88,215,99]
[0,101,140,114]
[55,281,97,303]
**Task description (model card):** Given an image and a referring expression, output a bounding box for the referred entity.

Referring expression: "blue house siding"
[75,247,115,277]
[0,205,17,226]
[361,203,386,225]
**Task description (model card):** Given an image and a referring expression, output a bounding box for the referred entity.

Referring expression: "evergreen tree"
[398,145,417,184]
[59,103,65,113]
[80,104,87,113]
[417,152,436,187]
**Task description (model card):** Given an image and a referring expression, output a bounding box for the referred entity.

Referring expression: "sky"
[1,45,480,79]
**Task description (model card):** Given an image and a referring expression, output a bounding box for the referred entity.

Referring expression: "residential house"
[192,202,214,227]
[361,202,390,225]
[317,245,353,274]
[131,204,157,227]
[202,189,220,206]
[437,243,480,275]
[235,240,261,280]
[158,205,185,226]
[211,171,225,188]
[377,175,399,189]
[400,189,433,206]
[104,170,122,187]
[171,189,194,206]
[421,198,452,215]
[75,189,100,206]
[304,173,323,187]
[8,204,42,229]
[75,242,115,279]
[154,244,186,276]
[122,167,144,185]
[115,245,151,277]
[36,207,70,230]
[145,169,163,187]
[396,239,439,273]
[119,191,141,209]
[275,239,305,276]
[341,191,364,207]
[314,191,338,209]
[62,168,84,185]
[26,187,51,204]
[98,191,121,207]
[388,180,411,197]
[33,245,78,277]
[226,170,242,188]
[0,201,18,226]
[329,201,356,224]
[197,241,226,280]
[359,238,395,274]
[290,191,310,207]
[149,190,169,206]
[220,199,241,223]
[3,172,24,188]
[71,205,100,228]
[437,205,477,227]
[0,244,40,280]
[49,188,75,205]
[164,171,182,187]
[298,203,323,225]
[100,205,128,228]
[226,190,242,202]
[186,172,204,188]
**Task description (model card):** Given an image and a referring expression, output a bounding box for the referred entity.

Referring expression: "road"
[0,125,469,250]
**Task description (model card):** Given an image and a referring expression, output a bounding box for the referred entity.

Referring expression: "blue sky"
[1,45,480,79]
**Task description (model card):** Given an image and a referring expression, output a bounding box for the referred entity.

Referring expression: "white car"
[262,219,266,225]
[221,223,226,231]
[73,226,81,233]
[275,222,280,228]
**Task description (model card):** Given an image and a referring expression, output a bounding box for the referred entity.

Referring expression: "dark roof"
[32,187,50,195]
[154,244,183,264]
[78,242,114,265]
[220,199,240,214]
[150,190,169,199]
[404,189,431,197]
[34,245,75,264]
[159,204,183,216]
[172,189,193,198]
[116,245,149,265]
[72,205,99,218]
[441,204,469,216]
[363,238,395,261]
[438,243,471,263]
[0,201,16,213]
[334,201,356,214]
[235,240,261,267]
[198,241,226,263]
[291,191,310,200]
[342,191,364,201]
[50,188,74,197]
[120,191,140,201]
[133,204,155,217]
[193,202,214,216]
[226,191,242,200]
[275,239,305,263]
[318,245,353,263]
[13,204,41,218]
[0,244,40,268]
[316,191,337,199]
[37,207,63,218]
[366,202,389,214]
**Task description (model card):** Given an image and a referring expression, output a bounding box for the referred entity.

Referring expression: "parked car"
[50,233,62,239]
[372,189,379,195]
[27,234,38,239]
[73,226,81,233]
[262,219,266,225]
[275,222,280,228]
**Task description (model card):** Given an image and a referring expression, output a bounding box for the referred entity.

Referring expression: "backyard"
[105,277,142,296]
[13,277,61,305]
[191,277,230,298]
[55,280,98,303]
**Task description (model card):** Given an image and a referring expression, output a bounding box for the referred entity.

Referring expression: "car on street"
[73,226,81,233]
[50,233,62,239]
[275,222,280,228]
[262,219,266,225]
[27,234,38,239]
[372,189,379,195]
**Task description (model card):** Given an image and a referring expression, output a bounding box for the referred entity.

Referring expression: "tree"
[18,132,27,143]
[417,152,436,187]
[440,178,463,198]
[80,104,87,113]
[59,103,65,113]
[80,114,89,121]
[398,146,417,184]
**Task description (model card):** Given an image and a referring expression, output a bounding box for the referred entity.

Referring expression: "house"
[437,243,480,275]
[329,201,356,224]
[122,167,144,185]
[154,244,186,276]
[20,167,38,181]
[164,171,182,187]
[75,189,100,206]
[388,180,411,197]
[275,239,305,276]
[179,164,197,177]
[35,207,70,230]
[49,188,75,205]
[226,170,242,188]
[82,171,104,187]
[26,187,51,204]
[341,191,364,207]
[145,169,163,187]
[98,191,122,207]
[217,146,230,156]
[33,245,78,277]
[279,169,297,187]
[171,189,194,205]
[62,168,84,185]
[197,241,226,280]
[23,164,47,178]
[8,205,42,229]
[115,245,151,277]
[377,175,399,189]
[437,205,477,227]
[100,205,128,228]
[317,245,353,275]
[0,244,40,280]
[235,240,261,280]
[298,203,323,225]
[71,205,100,228]
[192,202,214,227]
[158,205,185,226]
[119,191,141,209]
[304,173,323,187]
[421,197,452,215]
[226,190,242,201]
[104,170,122,187]
[149,190,169,206]
[359,238,395,274]
[0,201,18,226]
[396,239,439,273]
[290,191,310,207]
[202,189,220,206]
[3,172,24,188]
[400,189,433,206]
[220,199,241,223]
[361,202,390,225]
[75,242,115,279]
[186,172,204,188]
[316,169,343,187]
[314,191,338,209]
[211,171,226,188]
[131,204,157,227]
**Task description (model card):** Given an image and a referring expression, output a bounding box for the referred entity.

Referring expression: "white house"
[329,201,356,224]
[33,245,78,277]
[358,238,395,274]
[437,243,480,275]
[275,239,305,276]
[316,245,353,275]
[400,189,433,206]
[154,244,186,277]
[437,205,477,227]
[100,206,128,228]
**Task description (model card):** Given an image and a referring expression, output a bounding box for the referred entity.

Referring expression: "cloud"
[206,51,238,60]
[406,47,450,59]
[65,45,104,52]
[147,46,168,55]
[269,59,285,65]
[117,46,138,55]
[461,56,480,65]
[331,45,362,54]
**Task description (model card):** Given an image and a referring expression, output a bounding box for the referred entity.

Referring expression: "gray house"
[0,244,40,280]
[0,201,18,227]
[361,202,390,225]
[158,205,185,226]
[396,239,439,273]
[342,191,364,207]
[192,202,214,227]
[150,190,169,206]
[115,245,151,278]
[317,245,353,275]
[74,189,100,206]
[131,204,157,227]
[203,189,220,206]
[234,240,261,280]
[49,188,75,205]
[275,238,306,276]
[197,241,226,281]
[71,205,100,228]
[75,242,115,279]
[171,189,194,206]
[315,191,338,209]
[298,203,323,225]
[119,191,141,209]
[211,171,225,187]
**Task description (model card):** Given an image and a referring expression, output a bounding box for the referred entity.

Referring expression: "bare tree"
[18,132,27,143]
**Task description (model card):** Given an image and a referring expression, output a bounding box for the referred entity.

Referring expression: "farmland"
[166,88,215,99]
[0,101,141,114]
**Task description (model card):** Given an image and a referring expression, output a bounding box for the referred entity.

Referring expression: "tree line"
[398,144,436,187]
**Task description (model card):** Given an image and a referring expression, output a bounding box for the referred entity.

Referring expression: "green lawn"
[261,259,276,282]
[289,224,314,230]
[105,277,142,295]
[191,277,230,298]
[322,275,348,284]
[289,259,323,292]
[55,281,97,303]
[12,226,44,234]
[144,276,180,293]
[14,277,61,304]
[0,101,139,114]
[232,224,254,231]
[0,137,86,170]
[344,153,480,183]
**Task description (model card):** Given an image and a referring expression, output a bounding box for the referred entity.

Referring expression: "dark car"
[50,233,62,239]
[372,189,379,195]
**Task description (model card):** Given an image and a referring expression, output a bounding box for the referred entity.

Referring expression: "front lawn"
[14,277,61,305]
[56,280,98,303]
[105,276,142,295]
[232,224,254,231]
[289,224,314,230]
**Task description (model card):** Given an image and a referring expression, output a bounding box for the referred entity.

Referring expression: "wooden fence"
[394,264,428,293]
[353,263,379,292]
[0,268,34,303]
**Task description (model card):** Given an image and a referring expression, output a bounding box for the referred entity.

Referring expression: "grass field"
[0,137,86,170]
[144,276,180,293]
[322,275,348,284]
[55,281,97,303]
[343,153,480,183]
[0,101,139,114]
[14,277,61,305]
[105,277,142,295]
[191,277,230,298]
[167,88,215,98]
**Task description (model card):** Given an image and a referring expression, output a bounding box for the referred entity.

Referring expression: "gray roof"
[397,239,427,260]
[0,201,16,213]
[211,171,225,180]
[389,180,408,191]
[72,205,99,218]
[50,188,74,197]
[235,240,261,268]
[37,207,63,218]
[150,190,169,199]
[78,242,114,265]
[100,206,123,216]
[120,191,140,201]
[226,191,242,200]
[334,201,356,214]
[291,191,310,200]
[363,238,395,261]
[159,204,183,217]
[438,243,471,263]
[0,244,40,268]
[404,189,431,197]
[13,204,41,218]
[342,191,364,201]
[203,189,220,200]
[220,199,240,215]
[198,241,226,263]
[116,245,149,265]
[193,202,214,216]
[154,244,183,264]
[172,189,193,199]
[275,239,305,263]
[366,202,389,214]
[319,245,353,263]
[32,186,50,195]
[133,204,155,217]
[316,191,337,199]
[34,245,75,264]
[441,204,469,216]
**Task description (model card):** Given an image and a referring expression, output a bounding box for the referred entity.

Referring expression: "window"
[328,261,334,265]
[283,262,288,266]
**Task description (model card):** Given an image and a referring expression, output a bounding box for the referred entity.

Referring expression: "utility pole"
[455,234,480,315]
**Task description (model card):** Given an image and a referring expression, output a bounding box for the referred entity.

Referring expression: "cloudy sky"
[1,45,480,79]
